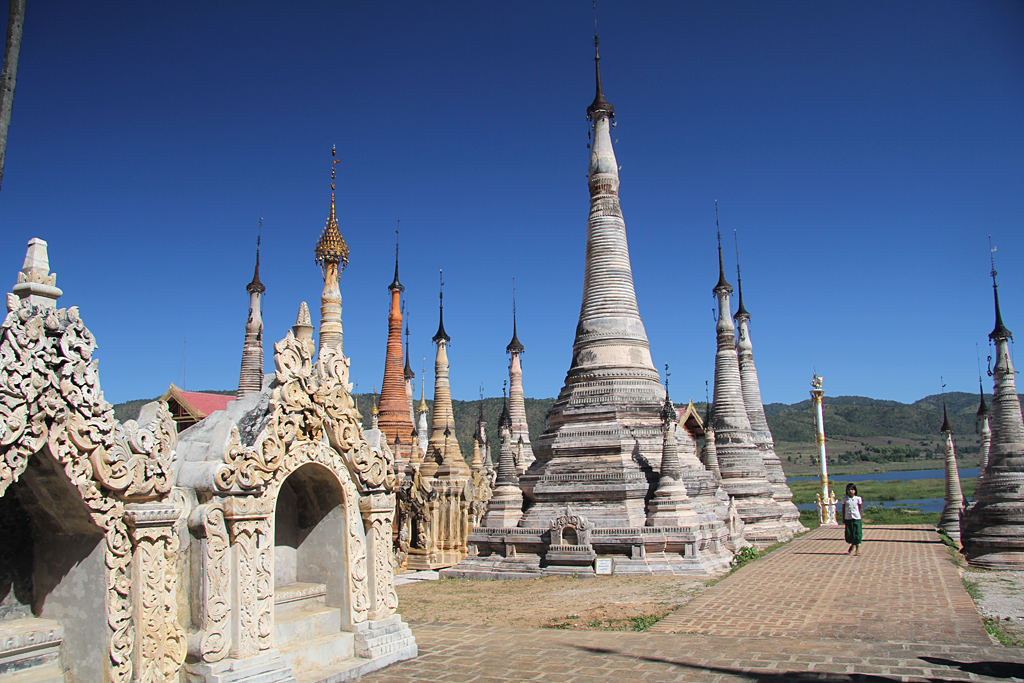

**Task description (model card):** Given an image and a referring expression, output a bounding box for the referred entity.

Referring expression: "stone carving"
[1,241,184,683]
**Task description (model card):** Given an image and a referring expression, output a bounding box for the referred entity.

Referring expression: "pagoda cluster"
[939,258,1024,569]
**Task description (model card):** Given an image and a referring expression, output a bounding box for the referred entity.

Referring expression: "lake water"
[788,468,979,483]
[795,498,945,513]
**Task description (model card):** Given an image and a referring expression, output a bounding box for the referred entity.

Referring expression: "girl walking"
[842,483,863,555]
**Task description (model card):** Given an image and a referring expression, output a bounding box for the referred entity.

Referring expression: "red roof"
[178,391,235,417]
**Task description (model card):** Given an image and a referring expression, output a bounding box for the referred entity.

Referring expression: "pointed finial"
[661,364,675,423]
[247,217,266,294]
[418,369,428,412]
[713,201,732,293]
[507,277,524,354]
[940,378,952,434]
[988,236,1012,341]
[586,3,615,122]
[733,229,749,319]
[371,385,379,415]
[315,146,349,274]
[433,269,450,343]
[404,306,415,380]
[499,380,512,430]
[389,220,404,292]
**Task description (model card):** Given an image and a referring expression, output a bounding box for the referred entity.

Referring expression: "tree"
[0,0,26,192]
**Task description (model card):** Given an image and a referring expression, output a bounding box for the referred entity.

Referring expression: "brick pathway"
[361,525,1024,682]
[653,525,989,645]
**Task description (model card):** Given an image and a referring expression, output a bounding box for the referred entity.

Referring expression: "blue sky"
[1,1,1021,407]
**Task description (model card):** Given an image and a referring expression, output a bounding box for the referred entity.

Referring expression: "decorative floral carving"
[214,331,395,495]
[189,504,231,663]
[0,299,182,683]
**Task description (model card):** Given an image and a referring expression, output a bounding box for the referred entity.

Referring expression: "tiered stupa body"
[444,40,736,579]
[400,289,476,570]
[710,241,791,546]
[733,279,804,534]
[507,312,535,473]
[938,402,963,543]
[977,384,992,480]
[237,239,265,397]
[404,329,416,425]
[415,385,429,464]
[314,148,348,354]
[962,264,1024,568]
[518,45,668,531]
[377,252,415,477]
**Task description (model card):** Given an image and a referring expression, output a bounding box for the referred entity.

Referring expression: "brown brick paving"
[362,525,1024,682]
[653,525,987,645]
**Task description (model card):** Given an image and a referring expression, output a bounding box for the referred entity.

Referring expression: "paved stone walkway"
[361,526,1024,682]
[653,525,988,644]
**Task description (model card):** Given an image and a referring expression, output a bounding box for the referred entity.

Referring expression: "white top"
[843,495,863,520]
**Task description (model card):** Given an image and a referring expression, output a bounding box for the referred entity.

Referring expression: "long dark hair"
[845,483,858,496]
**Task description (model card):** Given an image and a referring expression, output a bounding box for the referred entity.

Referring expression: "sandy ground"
[969,570,1024,642]
[396,575,706,630]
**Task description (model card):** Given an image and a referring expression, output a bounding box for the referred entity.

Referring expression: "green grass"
[798,505,938,527]
[962,577,982,601]
[788,478,976,506]
[984,618,1024,647]
[628,614,662,631]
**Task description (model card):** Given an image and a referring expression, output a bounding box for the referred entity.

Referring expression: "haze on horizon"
[0,2,1021,408]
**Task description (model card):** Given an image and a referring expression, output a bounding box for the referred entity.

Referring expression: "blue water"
[795,498,945,513]
[788,468,978,483]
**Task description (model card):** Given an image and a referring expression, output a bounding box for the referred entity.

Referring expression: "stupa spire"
[962,245,1024,568]
[939,385,963,542]
[315,146,349,353]
[378,222,415,477]
[423,273,465,477]
[711,207,790,546]
[989,237,1012,342]
[238,221,265,397]
[433,270,450,344]
[506,281,534,472]
[733,230,749,320]
[977,378,992,481]
[404,307,416,422]
[520,30,672,532]
[732,231,804,534]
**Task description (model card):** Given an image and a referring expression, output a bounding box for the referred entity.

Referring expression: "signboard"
[594,557,614,576]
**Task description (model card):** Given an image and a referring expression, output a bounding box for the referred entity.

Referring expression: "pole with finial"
[810,371,837,525]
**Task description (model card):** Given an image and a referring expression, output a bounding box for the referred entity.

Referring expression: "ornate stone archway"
[0,291,185,683]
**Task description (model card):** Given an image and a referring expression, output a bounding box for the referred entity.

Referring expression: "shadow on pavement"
[920,656,1024,679]
[573,645,970,682]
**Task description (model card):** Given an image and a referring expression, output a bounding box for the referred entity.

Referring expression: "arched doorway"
[273,463,354,674]
[1,449,105,683]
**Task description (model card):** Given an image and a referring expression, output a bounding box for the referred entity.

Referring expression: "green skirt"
[844,518,863,546]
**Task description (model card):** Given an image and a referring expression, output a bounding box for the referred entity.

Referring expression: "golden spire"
[314,146,350,275]
[418,368,429,412]
[371,385,379,415]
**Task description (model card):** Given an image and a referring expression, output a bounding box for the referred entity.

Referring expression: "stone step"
[185,650,296,683]
[273,582,327,617]
[0,662,63,683]
[274,605,341,644]
[278,632,354,674]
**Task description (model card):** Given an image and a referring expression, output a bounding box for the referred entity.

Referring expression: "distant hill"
[111,390,1018,466]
